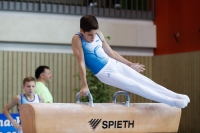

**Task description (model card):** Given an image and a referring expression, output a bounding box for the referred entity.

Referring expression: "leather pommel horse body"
[20,92,181,133]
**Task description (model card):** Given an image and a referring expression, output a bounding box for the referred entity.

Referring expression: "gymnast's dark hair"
[80,14,99,32]
[35,66,50,79]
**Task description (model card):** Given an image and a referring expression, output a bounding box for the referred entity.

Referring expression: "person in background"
[89,0,121,8]
[113,0,121,9]
[88,0,98,7]
[35,66,53,103]
[3,76,44,133]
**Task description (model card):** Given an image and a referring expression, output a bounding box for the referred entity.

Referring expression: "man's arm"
[98,31,145,72]
[71,35,89,96]
[3,95,22,130]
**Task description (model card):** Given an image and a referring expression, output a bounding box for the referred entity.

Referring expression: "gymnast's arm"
[71,35,90,96]
[98,31,145,72]
[3,95,22,130]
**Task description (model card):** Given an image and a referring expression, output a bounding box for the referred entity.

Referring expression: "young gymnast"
[71,14,190,108]
[3,76,44,133]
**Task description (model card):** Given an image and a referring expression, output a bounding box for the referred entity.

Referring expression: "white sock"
[176,94,190,103]
[173,99,188,108]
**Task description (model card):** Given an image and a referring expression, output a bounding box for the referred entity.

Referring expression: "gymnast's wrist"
[128,62,133,67]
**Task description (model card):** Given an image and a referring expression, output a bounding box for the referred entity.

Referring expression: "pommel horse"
[20,91,181,133]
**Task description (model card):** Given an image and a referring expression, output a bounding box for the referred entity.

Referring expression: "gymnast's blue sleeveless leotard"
[76,32,109,74]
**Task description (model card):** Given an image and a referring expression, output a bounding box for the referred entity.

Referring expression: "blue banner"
[0,114,20,133]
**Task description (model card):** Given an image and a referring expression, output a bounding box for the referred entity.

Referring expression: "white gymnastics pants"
[95,58,177,107]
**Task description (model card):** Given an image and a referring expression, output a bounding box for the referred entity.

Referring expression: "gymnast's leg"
[112,59,190,103]
[95,58,188,108]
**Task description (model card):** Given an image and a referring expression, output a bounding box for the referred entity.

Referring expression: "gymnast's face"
[80,29,97,43]
[23,81,36,95]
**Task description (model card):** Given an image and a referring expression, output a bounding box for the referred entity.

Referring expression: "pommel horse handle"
[112,91,130,107]
[76,91,94,107]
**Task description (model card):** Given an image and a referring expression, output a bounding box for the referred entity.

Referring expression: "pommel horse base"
[20,91,181,133]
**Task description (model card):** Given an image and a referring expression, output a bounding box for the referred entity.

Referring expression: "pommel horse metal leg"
[20,91,181,133]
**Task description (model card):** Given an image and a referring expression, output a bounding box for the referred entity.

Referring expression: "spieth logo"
[88,119,102,131]
[88,119,134,131]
